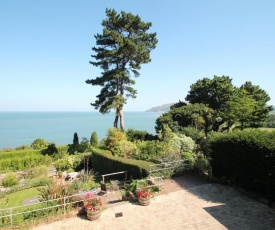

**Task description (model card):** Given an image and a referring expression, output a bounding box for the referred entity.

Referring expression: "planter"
[138,197,151,206]
[87,210,101,221]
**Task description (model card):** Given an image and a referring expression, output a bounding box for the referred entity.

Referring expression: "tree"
[86,8,158,131]
[156,103,215,137]
[240,81,272,127]
[31,138,49,150]
[90,132,98,147]
[185,76,235,111]
[73,132,79,145]
[221,89,258,130]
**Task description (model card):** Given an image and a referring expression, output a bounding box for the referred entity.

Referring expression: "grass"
[0,187,43,208]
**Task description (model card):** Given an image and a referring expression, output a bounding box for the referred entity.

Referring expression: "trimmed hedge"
[208,129,275,200]
[91,148,151,179]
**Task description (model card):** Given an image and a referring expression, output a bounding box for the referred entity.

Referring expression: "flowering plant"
[136,187,152,199]
[83,192,102,213]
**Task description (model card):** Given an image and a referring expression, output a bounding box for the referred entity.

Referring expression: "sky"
[1,0,275,112]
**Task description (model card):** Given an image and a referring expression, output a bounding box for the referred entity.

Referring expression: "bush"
[90,132,98,147]
[42,143,58,156]
[105,128,127,153]
[126,129,148,141]
[31,138,49,150]
[112,140,137,158]
[26,165,48,179]
[2,174,19,187]
[25,176,53,187]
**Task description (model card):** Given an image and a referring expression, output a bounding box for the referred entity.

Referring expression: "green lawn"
[259,128,275,132]
[0,187,43,208]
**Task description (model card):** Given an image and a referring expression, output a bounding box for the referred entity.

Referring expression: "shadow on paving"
[168,173,275,230]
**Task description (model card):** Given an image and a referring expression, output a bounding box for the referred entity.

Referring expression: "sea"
[0,112,162,149]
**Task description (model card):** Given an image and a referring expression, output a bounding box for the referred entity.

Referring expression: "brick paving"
[31,175,275,230]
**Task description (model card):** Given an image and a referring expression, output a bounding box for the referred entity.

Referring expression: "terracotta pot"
[138,197,151,206]
[87,210,101,221]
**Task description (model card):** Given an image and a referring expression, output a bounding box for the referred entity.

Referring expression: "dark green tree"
[240,81,272,127]
[156,103,215,137]
[86,8,158,131]
[185,76,235,111]
[73,132,79,145]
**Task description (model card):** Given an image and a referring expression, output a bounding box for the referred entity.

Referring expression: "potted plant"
[136,187,152,206]
[83,192,103,221]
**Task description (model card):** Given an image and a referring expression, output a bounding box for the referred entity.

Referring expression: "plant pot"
[138,197,151,206]
[87,210,101,221]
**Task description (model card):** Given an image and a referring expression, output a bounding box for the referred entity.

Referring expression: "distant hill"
[146,103,175,112]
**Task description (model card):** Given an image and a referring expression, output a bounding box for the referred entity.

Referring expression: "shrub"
[31,138,49,149]
[25,176,53,187]
[42,143,58,156]
[105,128,127,154]
[2,174,19,187]
[90,132,98,147]
[112,140,137,158]
[126,129,148,141]
[26,165,48,179]
[54,154,85,172]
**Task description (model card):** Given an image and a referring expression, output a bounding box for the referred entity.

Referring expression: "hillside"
[146,103,175,112]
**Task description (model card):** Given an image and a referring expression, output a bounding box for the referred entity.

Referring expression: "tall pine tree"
[86,8,157,131]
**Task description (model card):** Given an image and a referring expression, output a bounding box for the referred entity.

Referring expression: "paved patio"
[31,175,275,230]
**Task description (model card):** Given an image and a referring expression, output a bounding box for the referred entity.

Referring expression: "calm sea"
[0,112,162,149]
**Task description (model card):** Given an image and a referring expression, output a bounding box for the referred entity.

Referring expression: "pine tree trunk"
[114,109,119,128]
[118,108,125,131]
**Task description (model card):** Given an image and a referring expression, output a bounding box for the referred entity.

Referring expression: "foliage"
[91,147,151,179]
[24,176,53,188]
[42,143,58,156]
[90,132,98,147]
[185,75,235,111]
[156,103,215,137]
[73,132,79,145]
[31,138,49,150]
[194,153,209,173]
[240,81,272,127]
[0,149,52,173]
[126,129,153,142]
[265,114,275,128]
[54,154,83,172]
[112,140,137,158]
[105,128,127,153]
[78,138,90,153]
[86,8,158,131]
[26,165,48,179]
[134,140,162,162]
[208,129,275,200]
[1,174,19,187]
[38,183,75,203]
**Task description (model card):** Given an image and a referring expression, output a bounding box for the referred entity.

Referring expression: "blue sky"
[1,0,275,111]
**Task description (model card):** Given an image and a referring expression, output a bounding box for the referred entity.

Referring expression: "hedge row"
[0,150,52,173]
[91,148,151,180]
[208,129,275,200]
[0,149,42,159]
